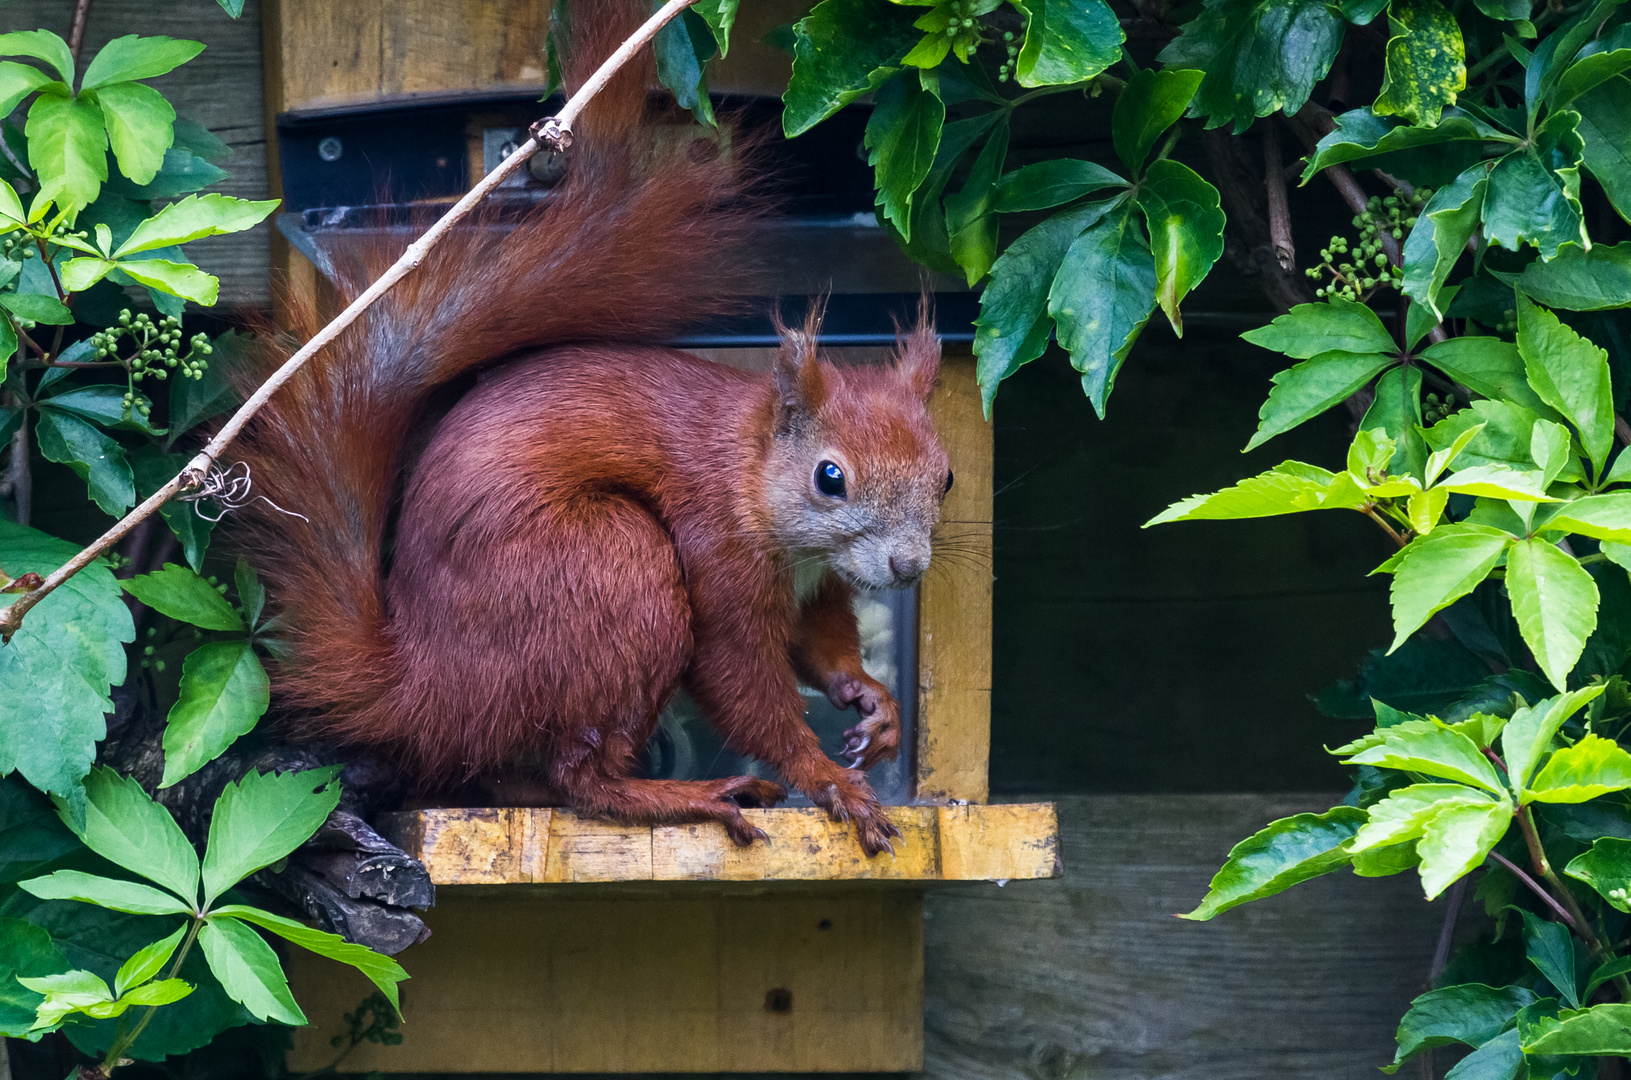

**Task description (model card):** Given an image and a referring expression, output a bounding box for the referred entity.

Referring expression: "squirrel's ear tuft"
[772,302,829,418]
[894,298,940,401]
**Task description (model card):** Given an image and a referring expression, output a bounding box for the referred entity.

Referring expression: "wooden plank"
[379,804,1057,885]
[285,890,924,1073]
[917,347,994,804]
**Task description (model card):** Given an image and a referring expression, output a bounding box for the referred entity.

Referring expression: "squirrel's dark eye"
[944,470,955,495]
[815,460,846,498]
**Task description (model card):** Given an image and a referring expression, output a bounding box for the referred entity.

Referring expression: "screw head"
[318,136,343,162]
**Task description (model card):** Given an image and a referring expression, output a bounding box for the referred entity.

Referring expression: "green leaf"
[0,918,69,1037]
[212,904,406,1011]
[1408,487,1451,533]
[1546,493,1631,543]
[1517,291,1613,475]
[1134,159,1224,337]
[114,193,279,258]
[1507,538,1599,691]
[1351,783,1497,852]
[1517,243,1631,311]
[1522,1003,1631,1056]
[1111,68,1202,175]
[1346,719,1509,794]
[120,563,242,631]
[57,769,196,905]
[1552,24,1631,109]
[197,916,304,1025]
[1241,296,1396,359]
[162,640,269,789]
[1008,0,1121,88]
[1500,686,1606,794]
[81,35,205,90]
[113,257,217,305]
[1522,909,1582,1008]
[781,0,919,137]
[58,256,115,292]
[0,292,72,324]
[973,200,1117,413]
[1575,75,1631,223]
[0,523,133,811]
[1527,734,1631,803]
[1417,799,1513,899]
[1435,463,1557,502]
[1373,0,1466,126]
[1049,200,1156,417]
[992,159,1125,214]
[864,71,944,241]
[0,60,54,120]
[1157,0,1343,133]
[690,0,738,55]
[654,8,716,127]
[1586,956,1631,999]
[1384,524,1514,652]
[1387,983,1538,1072]
[120,978,192,1008]
[0,30,74,83]
[1145,460,1369,525]
[944,115,1008,285]
[33,406,134,516]
[1482,113,1589,260]
[1420,340,1555,416]
[41,384,165,436]
[18,869,194,915]
[1425,422,1486,486]
[26,92,107,213]
[1361,365,1428,479]
[1564,837,1631,912]
[130,450,212,572]
[1245,352,1394,452]
[114,925,188,998]
[95,82,176,186]
[1300,108,1510,184]
[200,766,342,905]
[1179,806,1365,920]
[1402,164,1486,320]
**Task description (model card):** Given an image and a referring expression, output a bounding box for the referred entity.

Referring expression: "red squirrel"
[230,3,948,855]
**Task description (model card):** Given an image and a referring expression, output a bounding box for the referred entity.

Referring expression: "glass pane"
[639,585,917,805]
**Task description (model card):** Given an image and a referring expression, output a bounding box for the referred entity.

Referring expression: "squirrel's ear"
[893,323,941,402]
[773,326,828,418]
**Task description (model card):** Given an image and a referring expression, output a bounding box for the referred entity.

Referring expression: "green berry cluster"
[91,309,213,385]
[1423,391,1460,425]
[1305,190,1429,302]
[0,232,36,261]
[996,31,1019,82]
[936,0,988,61]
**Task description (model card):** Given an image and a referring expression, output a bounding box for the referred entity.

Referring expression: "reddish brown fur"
[230,1,947,853]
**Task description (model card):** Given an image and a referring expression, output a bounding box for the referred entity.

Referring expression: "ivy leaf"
[1574,76,1631,223]
[113,192,280,258]
[1111,68,1202,176]
[1482,112,1589,260]
[33,406,134,516]
[1008,0,1121,88]
[0,30,74,83]
[212,904,406,1011]
[1506,538,1599,691]
[162,640,270,789]
[1517,242,1631,311]
[120,563,242,632]
[94,82,176,186]
[1419,338,1555,416]
[944,115,1008,285]
[1434,463,1556,502]
[1527,735,1631,804]
[1564,837,1631,912]
[1417,800,1513,899]
[1517,290,1613,474]
[973,199,1117,413]
[782,0,919,137]
[1300,108,1512,183]
[863,71,943,241]
[1522,1003,1631,1056]
[1048,200,1156,416]
[1383,524,1514,652]
[37,384,164,437]
[1157,0,1343,134]
[1145,461,1368,524]
[1360,366,1428,479]
[1245,352,1394,452]
[25,91,107,212]
[1401,164,1486,320]
[1373,0,1466,126]
[1545,493,1631,543]
[992,159,1125,214]
[1351,783,1497,852]
[17,869,194,916]
[0,61,52,120]
[58,256,115,292]
[1134,159,1224,337]
[59,767,201,904]
[1179,807,1365,920]
[1346,721,1507,794]
[197,917,304,1025]
[1240,296,1396,358]
[113,257,217,305]
[200,767,342,905]
[1500,686,1606,795]
[1386,983,1536,1073]
[114,926,188,998]
[0,292,73,324]
[81,35,204,89]
[1521,910,1582,1008]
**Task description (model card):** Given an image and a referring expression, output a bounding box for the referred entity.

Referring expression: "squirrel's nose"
[889,553,928,584]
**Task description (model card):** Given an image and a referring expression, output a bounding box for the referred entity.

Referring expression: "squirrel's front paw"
[812,773,901,857]
[828,675,900,771]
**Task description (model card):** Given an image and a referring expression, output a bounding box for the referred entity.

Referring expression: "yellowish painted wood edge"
[378,803,1058,885]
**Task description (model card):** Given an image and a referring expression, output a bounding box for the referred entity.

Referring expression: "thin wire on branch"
[0,0,699,643]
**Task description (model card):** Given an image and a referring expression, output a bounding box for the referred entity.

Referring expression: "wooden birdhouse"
[261,0,1060,1070]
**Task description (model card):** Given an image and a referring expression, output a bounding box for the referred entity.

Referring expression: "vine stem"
[0,0,699,644]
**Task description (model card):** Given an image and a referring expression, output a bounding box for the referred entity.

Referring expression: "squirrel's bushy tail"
[229,0,756,745]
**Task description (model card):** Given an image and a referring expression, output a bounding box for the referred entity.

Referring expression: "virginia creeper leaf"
[1111,68,1202,175]
[33,407,134,516]
[162,640,270,789]
[197,917,304,1025]
[25,91,106,212]
[1134,159,1224,337]
[782,0,919,137]
[1008,0,1121,88]
[1180,806,1365,920]
[18,869,192,916]
[1346,720,1507,793]
[1517,290,1613,474]
[80,35,204,89]
[1565,837,1631,913]
[1241,296,1395,358]
[1373,0,1467,126]
[211,904,406,1011]
[1245,351,1394,452]
[1402,164,1486,320]
[95,81,176,186]
[1527,734,1631,803]
[1384,524,1514,652]
[1517,242,1631,311]
[992,159,1125,214]
[200,766,342,904]
[58,767,199,905]
[1048,200,1157,416]
[1417,800,1513,899]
